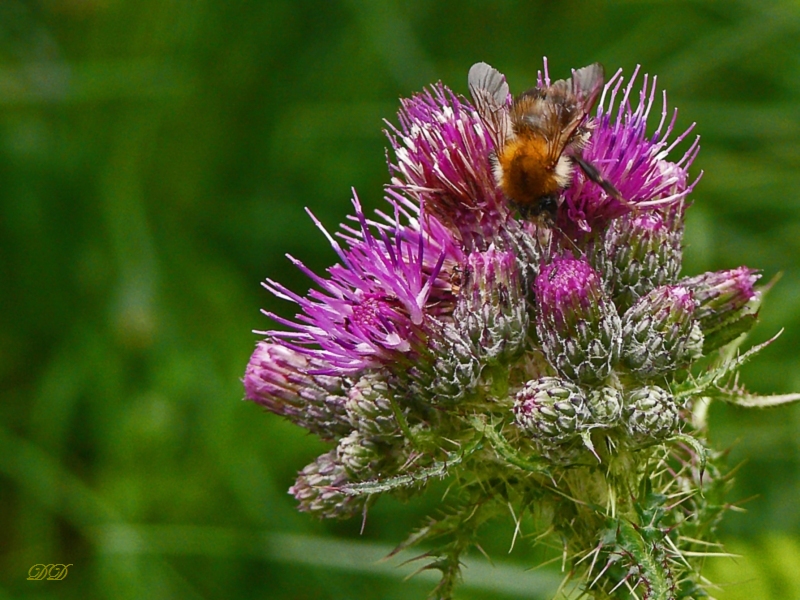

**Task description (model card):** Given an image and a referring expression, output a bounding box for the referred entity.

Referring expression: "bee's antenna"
[552,222,583,257]
[540,209,584,258]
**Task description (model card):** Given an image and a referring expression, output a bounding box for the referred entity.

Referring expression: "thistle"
[243,59,800,599]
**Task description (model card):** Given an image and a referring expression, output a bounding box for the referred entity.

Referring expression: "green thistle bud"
[289,450,364,519]
[624,386,679,447]
[337,430,381,477]
[514,377,590,445]
[497,218,546,293]
[592,211,683,313]
[454,246,529,364]
[345,372,400,439]
[427,324,482,403]
[534,257,621,384]
[679,267,761,352]
[621,285,704,379]
[586,386,624,427]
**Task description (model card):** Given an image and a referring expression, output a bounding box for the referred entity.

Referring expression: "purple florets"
[535,257,606,330]
[534,257,622,384]
[386,84,510,248]
[259,193,460,374]
[243,341,350,439]
[559,66,701,236]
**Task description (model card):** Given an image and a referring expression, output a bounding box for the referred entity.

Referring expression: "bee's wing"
[538,63,605,163]
[468,62,513,150]
[567,63,605,111]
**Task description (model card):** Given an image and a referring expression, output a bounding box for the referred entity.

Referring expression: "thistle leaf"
[675,330,782,401]
[339,436,483,496]
[614,519,676,600]
[469,415,550,474]
[670,433,707,483]
[714,391,800,409]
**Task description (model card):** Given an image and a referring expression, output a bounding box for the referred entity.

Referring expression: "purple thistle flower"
[240,58,795,599]
[386,83,511,249]
[682,266,760,321]
[535,257,621,384]
[536,257,607,330]
[260,193,460,374]
[558,65,701,235]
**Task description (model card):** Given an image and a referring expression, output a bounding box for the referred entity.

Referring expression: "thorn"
[609,572,633,595]
[586,543,604,583]
[589,558,613,589]
[507,502,523,554]
[581,429,601,462]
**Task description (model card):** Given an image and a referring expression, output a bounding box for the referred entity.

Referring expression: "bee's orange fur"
[497,136,561,208]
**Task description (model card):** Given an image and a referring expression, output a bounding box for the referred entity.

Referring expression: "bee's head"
[515,193,559,224]
[510,194,559,225]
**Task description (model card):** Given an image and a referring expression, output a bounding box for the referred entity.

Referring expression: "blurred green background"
[3,1,800,598]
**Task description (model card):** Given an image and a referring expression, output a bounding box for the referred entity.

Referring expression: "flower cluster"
[243,60,796,599]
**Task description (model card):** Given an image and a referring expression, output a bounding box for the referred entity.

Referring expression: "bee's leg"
[573,155,634,209]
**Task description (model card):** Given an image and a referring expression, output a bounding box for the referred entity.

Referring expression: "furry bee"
[468,61,624,222]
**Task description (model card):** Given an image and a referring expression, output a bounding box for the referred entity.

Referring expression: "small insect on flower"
[468,61,625,223]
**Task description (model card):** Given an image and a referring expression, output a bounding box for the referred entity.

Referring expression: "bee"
[468,61,624,222]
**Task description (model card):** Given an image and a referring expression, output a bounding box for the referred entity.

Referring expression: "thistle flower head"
[243,341,350,440]
[261,193,461,374]
[586,386,624,427]
[624,385,680,447]
[514,377,589,448]
[534,256,621,384]
[243,59,794,600]
[621,284,703,379]
[454,245,528,364]
[337,430,382,477]
[386,83,510,248]
[593,209,684,312]
[345,372,400,440]
[289,450,365,519]
[536,257,604,327]
[558,66,700,236]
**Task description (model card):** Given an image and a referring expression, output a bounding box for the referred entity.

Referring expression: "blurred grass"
[3,1,800,598]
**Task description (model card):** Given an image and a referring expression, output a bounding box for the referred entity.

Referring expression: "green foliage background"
[3,1,800,598]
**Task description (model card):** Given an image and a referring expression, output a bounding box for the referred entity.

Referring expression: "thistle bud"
[586,386,624,427]
[337,430,381,477]
[345,373,400,440]
[426,323,482,403]
[454,246,529,364]
[534,257,621,384]
[514,377,589,445]
[497,218,546,293]
[679,267,761,352]
[289,450,364,519]
[592,212,683,313]
[624,386,679,447]
[244,341,351,439]
[621,285,704,379]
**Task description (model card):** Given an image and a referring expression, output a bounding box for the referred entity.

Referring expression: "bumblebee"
[468,61,624,222]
